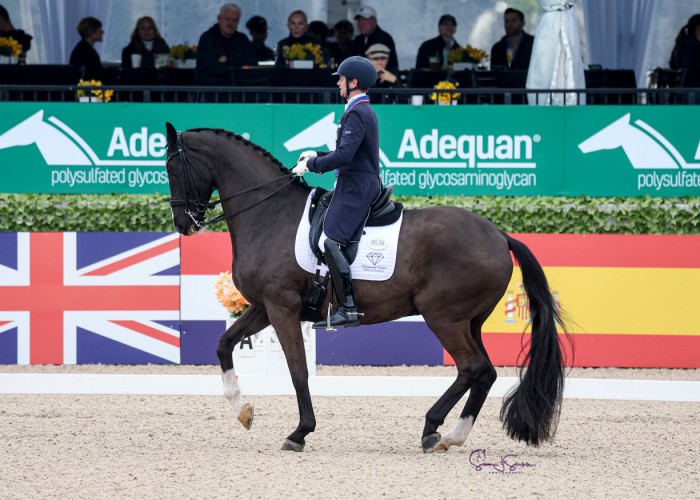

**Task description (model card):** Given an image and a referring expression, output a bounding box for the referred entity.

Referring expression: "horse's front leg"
[216,305,270,430]
[267,307,316,452]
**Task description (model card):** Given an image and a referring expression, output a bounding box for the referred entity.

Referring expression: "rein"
[167,131,299,228]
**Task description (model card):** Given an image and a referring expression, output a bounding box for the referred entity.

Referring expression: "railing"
[0,84,698,105]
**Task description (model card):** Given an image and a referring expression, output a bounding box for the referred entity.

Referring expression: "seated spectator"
[490,7,534,71]
[276,10,329,68]
[121,16,169,69]
[195,3,258,86]
[366,43,398,88]
[0,4,32,58]
[415,14,460,70]
[349,5,398,73]
[69,17,104,80]
[328,20,354,66]
[308,20,330,46]
[670,14,700,70]
[246,15,274,62]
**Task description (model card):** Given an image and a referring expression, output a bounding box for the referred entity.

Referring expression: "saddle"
[308,185,402,266]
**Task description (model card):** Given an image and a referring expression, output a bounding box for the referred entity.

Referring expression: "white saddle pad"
[294,190,403,281]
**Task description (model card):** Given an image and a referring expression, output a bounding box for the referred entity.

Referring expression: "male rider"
[292,56,381,329]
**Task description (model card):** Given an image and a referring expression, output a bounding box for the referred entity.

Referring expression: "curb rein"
[166,131,299,228]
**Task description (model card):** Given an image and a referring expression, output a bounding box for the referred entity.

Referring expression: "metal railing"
[0,84,698,105]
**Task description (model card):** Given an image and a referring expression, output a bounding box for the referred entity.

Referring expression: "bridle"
[166,131,299,228]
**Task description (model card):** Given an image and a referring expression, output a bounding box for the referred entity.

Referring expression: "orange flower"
[214,271,250,317]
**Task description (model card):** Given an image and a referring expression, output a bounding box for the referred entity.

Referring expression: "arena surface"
[1,365,699,499]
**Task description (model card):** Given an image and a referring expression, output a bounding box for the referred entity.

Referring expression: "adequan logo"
[0,110,165,167]
[578,113,700,170]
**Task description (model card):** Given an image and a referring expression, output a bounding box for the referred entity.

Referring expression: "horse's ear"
[165,122,178,148]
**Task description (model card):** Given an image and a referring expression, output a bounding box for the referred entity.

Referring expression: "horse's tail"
[499,233,572,446]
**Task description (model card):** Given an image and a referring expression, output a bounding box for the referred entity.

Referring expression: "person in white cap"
[365,43,397,87]
[349,5,399,73]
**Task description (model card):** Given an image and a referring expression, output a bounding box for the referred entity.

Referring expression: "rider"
[292,56,381,329]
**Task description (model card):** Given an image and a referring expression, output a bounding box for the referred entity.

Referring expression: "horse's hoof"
[422,433,441,453]
[237,403,254,430]
[281,439,305,452]
[433,442,449,453]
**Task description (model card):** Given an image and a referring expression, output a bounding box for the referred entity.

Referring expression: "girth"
[307,185,402,265]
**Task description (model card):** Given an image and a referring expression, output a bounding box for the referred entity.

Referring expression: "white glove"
[298,150,317,162]
[292,157,309,176]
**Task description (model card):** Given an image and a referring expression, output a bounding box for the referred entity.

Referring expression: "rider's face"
[337,75,347,96]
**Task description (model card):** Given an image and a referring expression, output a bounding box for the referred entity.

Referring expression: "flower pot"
[174,59,196,69]
[289,60,314,69]
[0,55,16,64]
[78,96,103,103]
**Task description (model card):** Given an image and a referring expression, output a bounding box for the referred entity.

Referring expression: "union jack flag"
[0,232,180,364]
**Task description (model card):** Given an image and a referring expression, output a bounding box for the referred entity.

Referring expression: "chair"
[472,69,500,104]
[407,69,448,89]
[647,68,682,104]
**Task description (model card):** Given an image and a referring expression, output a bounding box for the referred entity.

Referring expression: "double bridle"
[166,131,299,228]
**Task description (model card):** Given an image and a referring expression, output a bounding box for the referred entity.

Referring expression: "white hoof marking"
[437,416,474,451]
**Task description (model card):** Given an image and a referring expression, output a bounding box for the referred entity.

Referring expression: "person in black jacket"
[195,3,258,86]
[246,15,274,62]
[349,5,399,74]
[490,8,534,71]
[121,16,169,69]
[275,10,329,68]
[69,17,103,80]
[415,14,460,70]
[670,14,700,70]
[292,57,380,329]
[0,4,32,58]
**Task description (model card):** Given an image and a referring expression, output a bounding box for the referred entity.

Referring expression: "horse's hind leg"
[432,315,497,452]
[422,319,496,453]
[216,306,270,430]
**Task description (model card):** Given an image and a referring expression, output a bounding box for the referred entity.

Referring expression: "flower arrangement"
[430,81,460,105]
[76,79,114,102]
[0,36,22,58]
[448,44,489,64]
[283,42,327,68]
[214,271,250,318]
[169,43,198,61]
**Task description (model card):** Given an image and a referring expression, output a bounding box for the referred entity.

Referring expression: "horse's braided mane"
[188,127,308,186]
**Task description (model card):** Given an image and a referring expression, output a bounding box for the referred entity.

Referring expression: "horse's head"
[164,122,216,235]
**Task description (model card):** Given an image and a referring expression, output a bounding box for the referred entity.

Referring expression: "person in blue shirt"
[292,56,380,329]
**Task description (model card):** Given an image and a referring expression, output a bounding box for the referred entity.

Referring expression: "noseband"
[166,131,299,228]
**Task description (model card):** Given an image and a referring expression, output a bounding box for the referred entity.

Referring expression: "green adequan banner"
[0,102,698,196]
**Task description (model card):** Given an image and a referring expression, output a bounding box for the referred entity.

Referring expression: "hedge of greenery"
[0,193,698,234]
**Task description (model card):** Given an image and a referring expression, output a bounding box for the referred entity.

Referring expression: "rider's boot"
[312,239,361,329]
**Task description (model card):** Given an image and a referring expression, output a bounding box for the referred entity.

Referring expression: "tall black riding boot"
[312,239,361,329]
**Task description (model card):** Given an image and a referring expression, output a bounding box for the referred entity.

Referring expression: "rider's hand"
[297,150,317,163]
[292,158,309,176]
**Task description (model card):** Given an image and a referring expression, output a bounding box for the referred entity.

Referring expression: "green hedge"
[1,193,698,234]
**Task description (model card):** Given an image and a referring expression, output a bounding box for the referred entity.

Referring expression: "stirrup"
[312,306,362,330]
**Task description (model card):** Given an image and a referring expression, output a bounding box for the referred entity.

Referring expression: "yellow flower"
[214,271,250,317]
[76,79,114,102]
[429,80,460,104]
[0,36,22,58]
[283,43,327,68]
[169,43,198,60]
[448,44,489,64]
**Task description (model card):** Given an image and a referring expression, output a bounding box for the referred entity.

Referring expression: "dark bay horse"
[164,123,571,453]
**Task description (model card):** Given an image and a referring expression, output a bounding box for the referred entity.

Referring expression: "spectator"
[195,3,258,86]
[69,17,104,80]
[349,5,399,73]
[308,20,330,45]
[246,15,274,62]
[415,14,460,70]
[670,14,700,70]
[121,16,169,69]
[366,43,397,87]
[490,7,534,70]
[276,10,328,68]
[0,4,32,58]
[328,20,354,66]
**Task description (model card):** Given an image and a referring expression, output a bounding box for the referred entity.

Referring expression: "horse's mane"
[187,127,308,187]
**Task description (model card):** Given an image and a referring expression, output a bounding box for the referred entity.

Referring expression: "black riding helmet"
[332,56,377,90]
